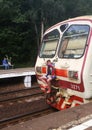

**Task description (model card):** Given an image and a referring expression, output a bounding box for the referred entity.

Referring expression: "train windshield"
[39,29,60,58]
[59,25,90,58]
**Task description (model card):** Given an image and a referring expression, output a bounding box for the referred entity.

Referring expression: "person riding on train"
[46,60,56,93]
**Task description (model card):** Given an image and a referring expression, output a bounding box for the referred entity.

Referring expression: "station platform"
[0,67,35,78]
[1,102,92,130]
[0,67,35,88]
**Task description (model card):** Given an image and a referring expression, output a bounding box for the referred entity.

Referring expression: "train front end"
[35,16,92,110]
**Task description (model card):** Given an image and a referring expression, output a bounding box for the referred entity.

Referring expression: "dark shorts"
[46,75,56,80]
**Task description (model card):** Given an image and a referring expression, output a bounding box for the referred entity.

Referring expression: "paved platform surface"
[1,102,92,130]
[0,67,35,78]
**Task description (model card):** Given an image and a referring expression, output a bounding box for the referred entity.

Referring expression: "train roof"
[46,15,92,33]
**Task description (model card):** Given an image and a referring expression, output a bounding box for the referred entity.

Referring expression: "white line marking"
[69,119,92,130]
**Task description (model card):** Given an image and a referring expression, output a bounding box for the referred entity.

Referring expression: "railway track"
[0,102,55,129]
[0,87,42,102]
[0,84,57,129]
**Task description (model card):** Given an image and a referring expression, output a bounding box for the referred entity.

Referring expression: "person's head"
[4,57,6,60]
[46,60,51,65]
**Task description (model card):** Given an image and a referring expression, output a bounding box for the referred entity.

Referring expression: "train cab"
[35,16,92,110]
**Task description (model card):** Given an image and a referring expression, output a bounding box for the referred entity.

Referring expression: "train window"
[60,24,68,32]
[59,25,90,58]
[39,29,60,58]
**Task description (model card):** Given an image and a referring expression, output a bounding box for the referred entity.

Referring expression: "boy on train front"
[46,60,56,93]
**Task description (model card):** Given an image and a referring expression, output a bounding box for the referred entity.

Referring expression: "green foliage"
[0,0,92,67]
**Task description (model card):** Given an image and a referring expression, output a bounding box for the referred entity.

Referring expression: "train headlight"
[68,71,78,80]
[36,66,41,73]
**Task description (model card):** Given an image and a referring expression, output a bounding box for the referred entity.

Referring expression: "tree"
[0,0,92,67]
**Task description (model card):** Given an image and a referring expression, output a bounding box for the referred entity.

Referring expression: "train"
[35,16,92,110]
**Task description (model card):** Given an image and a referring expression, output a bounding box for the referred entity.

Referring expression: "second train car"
[35,16,92,110]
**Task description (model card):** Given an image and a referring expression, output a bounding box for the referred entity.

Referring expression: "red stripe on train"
[41,66,68,78]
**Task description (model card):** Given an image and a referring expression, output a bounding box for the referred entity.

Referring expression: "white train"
[35,16,92,110]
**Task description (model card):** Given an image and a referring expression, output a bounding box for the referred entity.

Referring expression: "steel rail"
[0,91,43,102]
